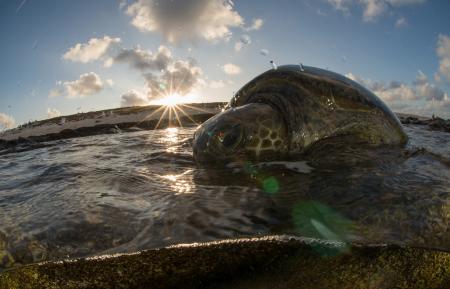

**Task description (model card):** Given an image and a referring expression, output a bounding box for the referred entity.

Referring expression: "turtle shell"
[227,65,407,151]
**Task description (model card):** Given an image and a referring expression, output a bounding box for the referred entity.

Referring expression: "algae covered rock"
[1,236,450,289]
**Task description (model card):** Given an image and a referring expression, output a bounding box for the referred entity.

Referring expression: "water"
[0,124,449,270]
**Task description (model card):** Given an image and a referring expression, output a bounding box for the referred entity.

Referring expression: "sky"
[1,0,450,128]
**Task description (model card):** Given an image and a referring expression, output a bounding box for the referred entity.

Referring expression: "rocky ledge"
[398,115,450,133]
[1,236,449,289]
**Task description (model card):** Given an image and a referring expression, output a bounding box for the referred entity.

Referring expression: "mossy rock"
[1,236,450,289]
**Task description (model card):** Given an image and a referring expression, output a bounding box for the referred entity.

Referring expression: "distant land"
[0,102,225,142]
[0,103,448,150]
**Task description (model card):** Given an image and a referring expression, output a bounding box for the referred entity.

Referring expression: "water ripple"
[0,125,449,270]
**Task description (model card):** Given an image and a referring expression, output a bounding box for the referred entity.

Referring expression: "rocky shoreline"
[397,114,450,133]
[1,106,449,156]
[0,103,223,155]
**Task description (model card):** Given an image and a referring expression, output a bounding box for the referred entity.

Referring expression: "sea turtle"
[193,65,408,163]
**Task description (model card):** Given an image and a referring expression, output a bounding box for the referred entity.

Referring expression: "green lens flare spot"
[291,201,353,256]
[262,177,279,194]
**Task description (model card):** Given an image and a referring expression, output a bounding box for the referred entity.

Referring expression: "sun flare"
[157,93,197,107]
[139,92,207,131]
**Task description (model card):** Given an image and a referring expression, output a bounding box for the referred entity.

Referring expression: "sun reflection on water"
[160,170,194,195]
[162,127,179,152]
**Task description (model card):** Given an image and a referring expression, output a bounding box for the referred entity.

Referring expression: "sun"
[139,92,207,130]
[155,93,196,107]
[158,93,185,107]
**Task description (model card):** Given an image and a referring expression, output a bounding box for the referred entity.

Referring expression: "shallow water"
[0,124,449,270]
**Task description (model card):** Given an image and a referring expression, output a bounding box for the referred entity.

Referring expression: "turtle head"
[193,103,289,163]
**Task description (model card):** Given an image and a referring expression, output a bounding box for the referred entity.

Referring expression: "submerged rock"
[1,236,449,289]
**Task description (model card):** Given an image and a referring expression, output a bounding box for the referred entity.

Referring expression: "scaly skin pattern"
[243,113,288,159]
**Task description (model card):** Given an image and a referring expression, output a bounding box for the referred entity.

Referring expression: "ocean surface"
[0,124,449,270]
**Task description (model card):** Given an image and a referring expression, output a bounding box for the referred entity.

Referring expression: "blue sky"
[1,0,450,128]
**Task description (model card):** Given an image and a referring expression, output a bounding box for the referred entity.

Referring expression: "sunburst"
[135,74,214,131]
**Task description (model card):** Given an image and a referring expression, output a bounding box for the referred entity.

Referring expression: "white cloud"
[234,34,251,52]
[49,72,104,98]
[223,63,241,75]
[125,0,244,43]
[0,113,15,129]
[326,0,352,14]
[436,34,450,85]
[103,57,114,68]
[47,108,61,118]
[346,71,446,102]
[113,45,204,100]
[63,36,121,63]
[121,90,149,107]
[395,16,408,28]
[361,0,386,22]
[114,45,172,71]
[327,0,428,22]
[414,70,446,101]
[346,70,449,117]
[106,79,114,87]
[144,59,203,100]
[209,80,226,88]
[245,18,264,31]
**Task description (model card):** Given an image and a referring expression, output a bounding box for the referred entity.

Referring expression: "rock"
[1,236,450,289]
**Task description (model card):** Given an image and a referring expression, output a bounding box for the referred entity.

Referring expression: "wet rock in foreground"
[1,236,449,289]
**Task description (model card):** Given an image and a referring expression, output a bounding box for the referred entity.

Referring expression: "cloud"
[121,90,149,107]
[395,16,408,28]
[345,70,449,117]
[105,79,114,87]
[223,63,241,75]
[361,0,386,22]
[47,108,61,118]
[125,0,244,43]
[114,45,172,71]
[326,0,352,15]
[346,71,446,102]
[414,71,446,101]
[436,34,450,85]
[63,36,121,63]
[113,45,204,101]
[234,34,251,52]
[49,72,105,98]
[327,0,428,22]
[144,59,203,100]
[0,113,15,129]
[103,57,114,68]
[245,18,264,31]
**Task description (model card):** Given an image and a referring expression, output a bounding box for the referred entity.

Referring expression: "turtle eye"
[219,124,242,149]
